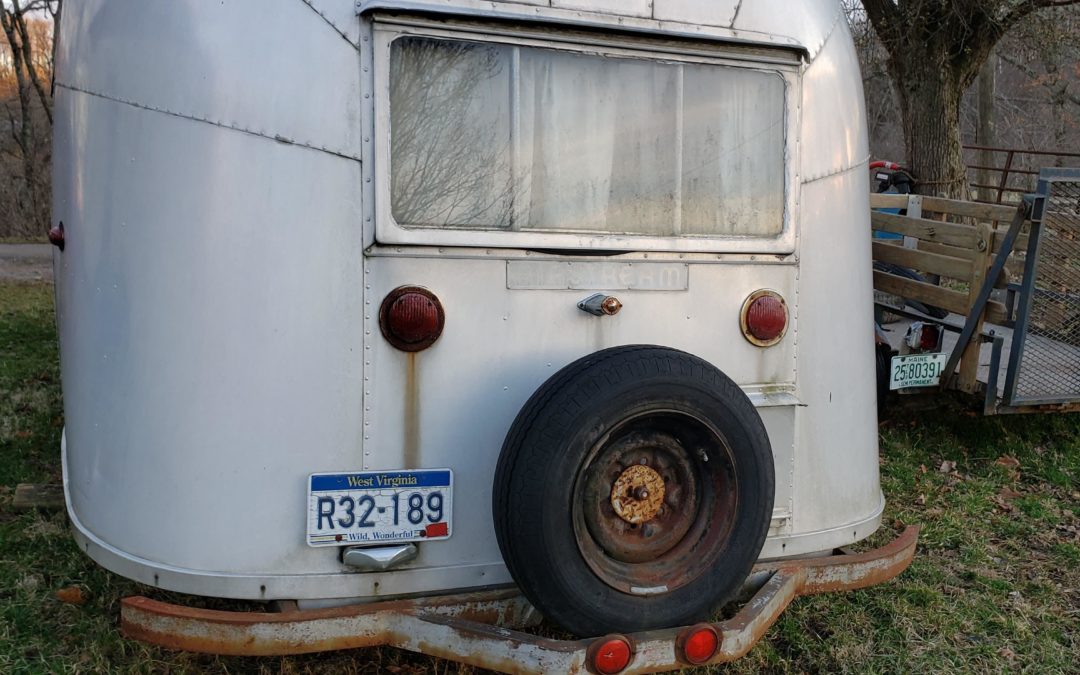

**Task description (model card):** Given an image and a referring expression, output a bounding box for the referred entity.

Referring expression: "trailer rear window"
[389,36,785,238]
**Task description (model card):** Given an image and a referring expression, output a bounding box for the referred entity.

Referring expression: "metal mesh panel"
[1012,176,1080,402]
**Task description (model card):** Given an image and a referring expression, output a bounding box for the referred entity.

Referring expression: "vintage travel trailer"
[52,0,916,671]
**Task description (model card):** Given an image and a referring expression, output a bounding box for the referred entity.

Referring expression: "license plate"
[889,353,948,390]
[307,469,452,547]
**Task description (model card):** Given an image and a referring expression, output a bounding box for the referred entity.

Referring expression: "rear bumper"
[121,526,918,673]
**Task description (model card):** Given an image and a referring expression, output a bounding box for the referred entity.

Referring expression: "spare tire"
[492,345,774,637]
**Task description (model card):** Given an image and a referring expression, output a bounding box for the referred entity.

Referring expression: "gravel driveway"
[0,244,53,282]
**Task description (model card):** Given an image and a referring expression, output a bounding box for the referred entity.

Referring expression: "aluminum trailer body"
[53,0,891,655]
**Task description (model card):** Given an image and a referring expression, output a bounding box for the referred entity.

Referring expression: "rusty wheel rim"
[572,410,738,595]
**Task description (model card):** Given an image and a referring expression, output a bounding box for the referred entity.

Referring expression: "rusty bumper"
[121,526,918,674]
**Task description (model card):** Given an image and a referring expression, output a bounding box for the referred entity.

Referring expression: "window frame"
[372,18,802,254]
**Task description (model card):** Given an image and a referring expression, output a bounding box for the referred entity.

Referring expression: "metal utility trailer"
[53,0,916,671]
[873,168,1080,415]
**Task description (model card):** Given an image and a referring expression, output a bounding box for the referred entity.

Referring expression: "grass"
[1,279,1077,674]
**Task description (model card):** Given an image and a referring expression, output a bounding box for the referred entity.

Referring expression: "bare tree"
[1,0,59,238]
[862,0,1080,198]
[995,5,1080,155]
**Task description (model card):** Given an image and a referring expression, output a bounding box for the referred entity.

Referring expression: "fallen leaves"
[993,487,1023,512]
[998,487,1023,500]
[55,586,86,605]
[995,455,1020,469]
[939,460,957,474]
[995,455,1022,482]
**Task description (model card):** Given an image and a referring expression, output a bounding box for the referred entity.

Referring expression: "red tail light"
[589,635,632,675]
[740,290,788,347]
[379,286,445,352]
[919,324,940,351]
[678,624,720,665]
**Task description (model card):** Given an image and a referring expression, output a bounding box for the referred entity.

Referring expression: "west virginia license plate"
[307,469,452,547]
[889,353,948,390]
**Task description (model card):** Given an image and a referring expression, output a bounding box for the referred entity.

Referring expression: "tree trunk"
[894,60,969,199]
[977,54,997,202]
[1,7,43,232]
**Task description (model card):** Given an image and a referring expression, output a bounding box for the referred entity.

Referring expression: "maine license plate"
[307,469,452,547]
[889,353,948,390]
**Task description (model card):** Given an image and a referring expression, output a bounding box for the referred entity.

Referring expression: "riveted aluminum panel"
[732,0,841,60]
[790,167,882,537]
[359,0,842,58]
[552,0,652,17]
[57,0,362,160]
[799,16,869,184]
[54,89,365,578]
[358,1,807,51]
[652,0,741,26]
[308,0,363,46]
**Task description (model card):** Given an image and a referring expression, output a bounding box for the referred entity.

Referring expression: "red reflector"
[425,522,448,538]
[747,296,786,341]
[591,637,632,675]
[741,290,788,346]
[379,286,445,352]
[389,295,439,342]
[680,625,720,665]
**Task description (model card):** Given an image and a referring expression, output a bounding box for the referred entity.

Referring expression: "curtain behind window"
[389,37,785,237]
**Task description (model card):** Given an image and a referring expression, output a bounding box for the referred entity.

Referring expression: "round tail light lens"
[740,290,788,347]
[679,624,720,665]
[379,286,445,352]
[589,636,632,675]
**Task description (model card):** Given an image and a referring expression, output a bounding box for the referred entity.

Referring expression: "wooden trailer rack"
[872,168,1080,415]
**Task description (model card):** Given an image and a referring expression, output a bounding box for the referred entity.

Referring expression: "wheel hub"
[580,429,702,565]
[610,465,666,524]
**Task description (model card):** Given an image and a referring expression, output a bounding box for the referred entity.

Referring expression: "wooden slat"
[872,241,972,281]
[871,211,978,248]
[959,221,997,392]
[924,239,1024,284]
[872,270,1008,323]
[919,196,1020,223]
[13,483,65,511]
[873,270,971,315]
[869,193,910,209]
[992,228,1029,253]
[918,240,975,261]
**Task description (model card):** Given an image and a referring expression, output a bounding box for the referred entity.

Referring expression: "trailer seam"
[298,0,362,48]
[54,82,363,163]
[809,3,845,63]
[802,155,870,185]
[728,0,744,26]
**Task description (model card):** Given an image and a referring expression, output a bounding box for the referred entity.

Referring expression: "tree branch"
[11,0,53,125]
[861,0,903,52]
[998,50,1080,107]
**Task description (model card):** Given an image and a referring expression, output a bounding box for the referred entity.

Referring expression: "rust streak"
[403,351,419,469]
